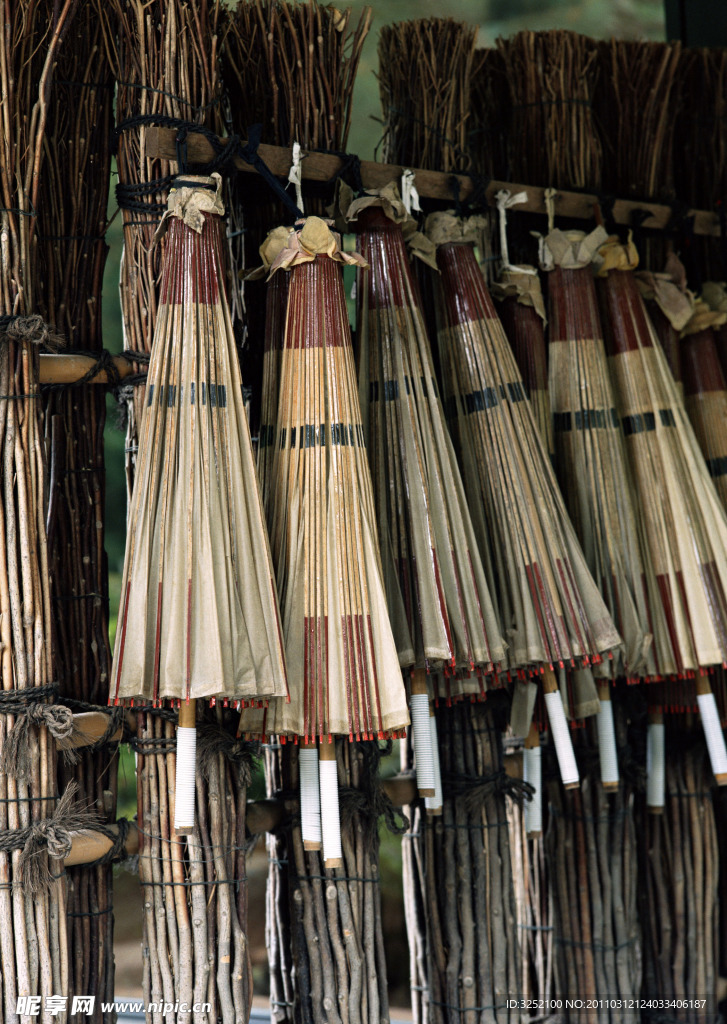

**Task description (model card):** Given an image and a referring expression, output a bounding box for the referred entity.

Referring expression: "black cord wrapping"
[113,115,303,220]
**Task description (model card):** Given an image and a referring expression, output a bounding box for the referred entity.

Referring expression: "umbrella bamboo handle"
[647,711,665,812]
[424,708,443,815]
[524,722,542,838]
[319,737,343,868]
[411,669,436,797]
[596,684,620,791]
[174,699,197,833]
[542,668,580,789]
[695,679,727,785]
[299,742,323,850]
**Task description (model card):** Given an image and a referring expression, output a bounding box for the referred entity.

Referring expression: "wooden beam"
[39,353,138,385]
[65,821,140,867]
[145,125,720,238]
[57,711,137,751]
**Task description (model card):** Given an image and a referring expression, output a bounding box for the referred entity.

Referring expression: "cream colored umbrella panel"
[597,237,727,677]
[427,211,622,676]
[542,227,653,682]
[111,175,289,828]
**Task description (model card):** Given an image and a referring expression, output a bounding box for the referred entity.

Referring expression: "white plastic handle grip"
[411,693,436,794]
[697,692,727,778]
[425,712,443,813]
[544,689,579,787]
[174,725,197,830]
[319,758,343,866]
[597,699,620,787]
[524,746,542,836]
[647,722,665,809]
[299,748,322,848]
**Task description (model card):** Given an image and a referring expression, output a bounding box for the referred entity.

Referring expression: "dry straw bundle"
[37,9,116,1015]
[545,736,641,1023]
[469,48,510,182]
[378,19,478,175]
[637,739,720,1014]
[403,701,521,1024]
[497,31,602,192]
[0,0,82,1015]
[596,41,682,203]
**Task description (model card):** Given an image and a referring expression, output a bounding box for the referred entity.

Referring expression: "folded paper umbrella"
[250,226,293,522]
[427,211,621,673]
[347,186,506,795]
[636,253,695,397]
[111,175,289,830]
[250,217,410,864]
[493,267,555,460]
[426,211,621,787]
[543,226,653,683]
[681,301,727,510]
[597,237,727,681]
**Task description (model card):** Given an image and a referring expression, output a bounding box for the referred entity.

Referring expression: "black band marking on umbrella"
[622,408,676,435]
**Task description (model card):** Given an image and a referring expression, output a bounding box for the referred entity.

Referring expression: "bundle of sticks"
[637,732,720,1018]
[497,31,602,192]
[97,7,271,1018]
[378,19,478,175]
[596,41,681,203]
[545,726,641,1024]
[403,701,521,1024]
[37,11,116,1015]
[98,0,221,458]
[221,0,372,431]
[0,0,82,1015]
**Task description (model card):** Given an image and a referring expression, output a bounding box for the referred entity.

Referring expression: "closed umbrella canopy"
[111,175,289,707]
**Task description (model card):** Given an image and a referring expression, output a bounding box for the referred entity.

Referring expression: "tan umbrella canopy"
[636,253,695,396]
[111,175,289,824]
[597,237,727,678]
[426,211,621,675]
[492,266,554,461]
[542,226,653,682]
[243,217,410,741]
[242,217,410,862]
[348,185,505,682]
[681,301,727,510]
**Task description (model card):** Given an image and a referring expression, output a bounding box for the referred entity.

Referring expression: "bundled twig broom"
[378,20,478,176]
[0,1,81,1018]
[596,41,681,203]
[497,31,602,192]
[37,12,116,1016]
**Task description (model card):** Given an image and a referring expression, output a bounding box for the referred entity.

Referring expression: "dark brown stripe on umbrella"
[646,299,682,385]
[598,270,654,355]
[681,329,727,396]
[437,242,499,325]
